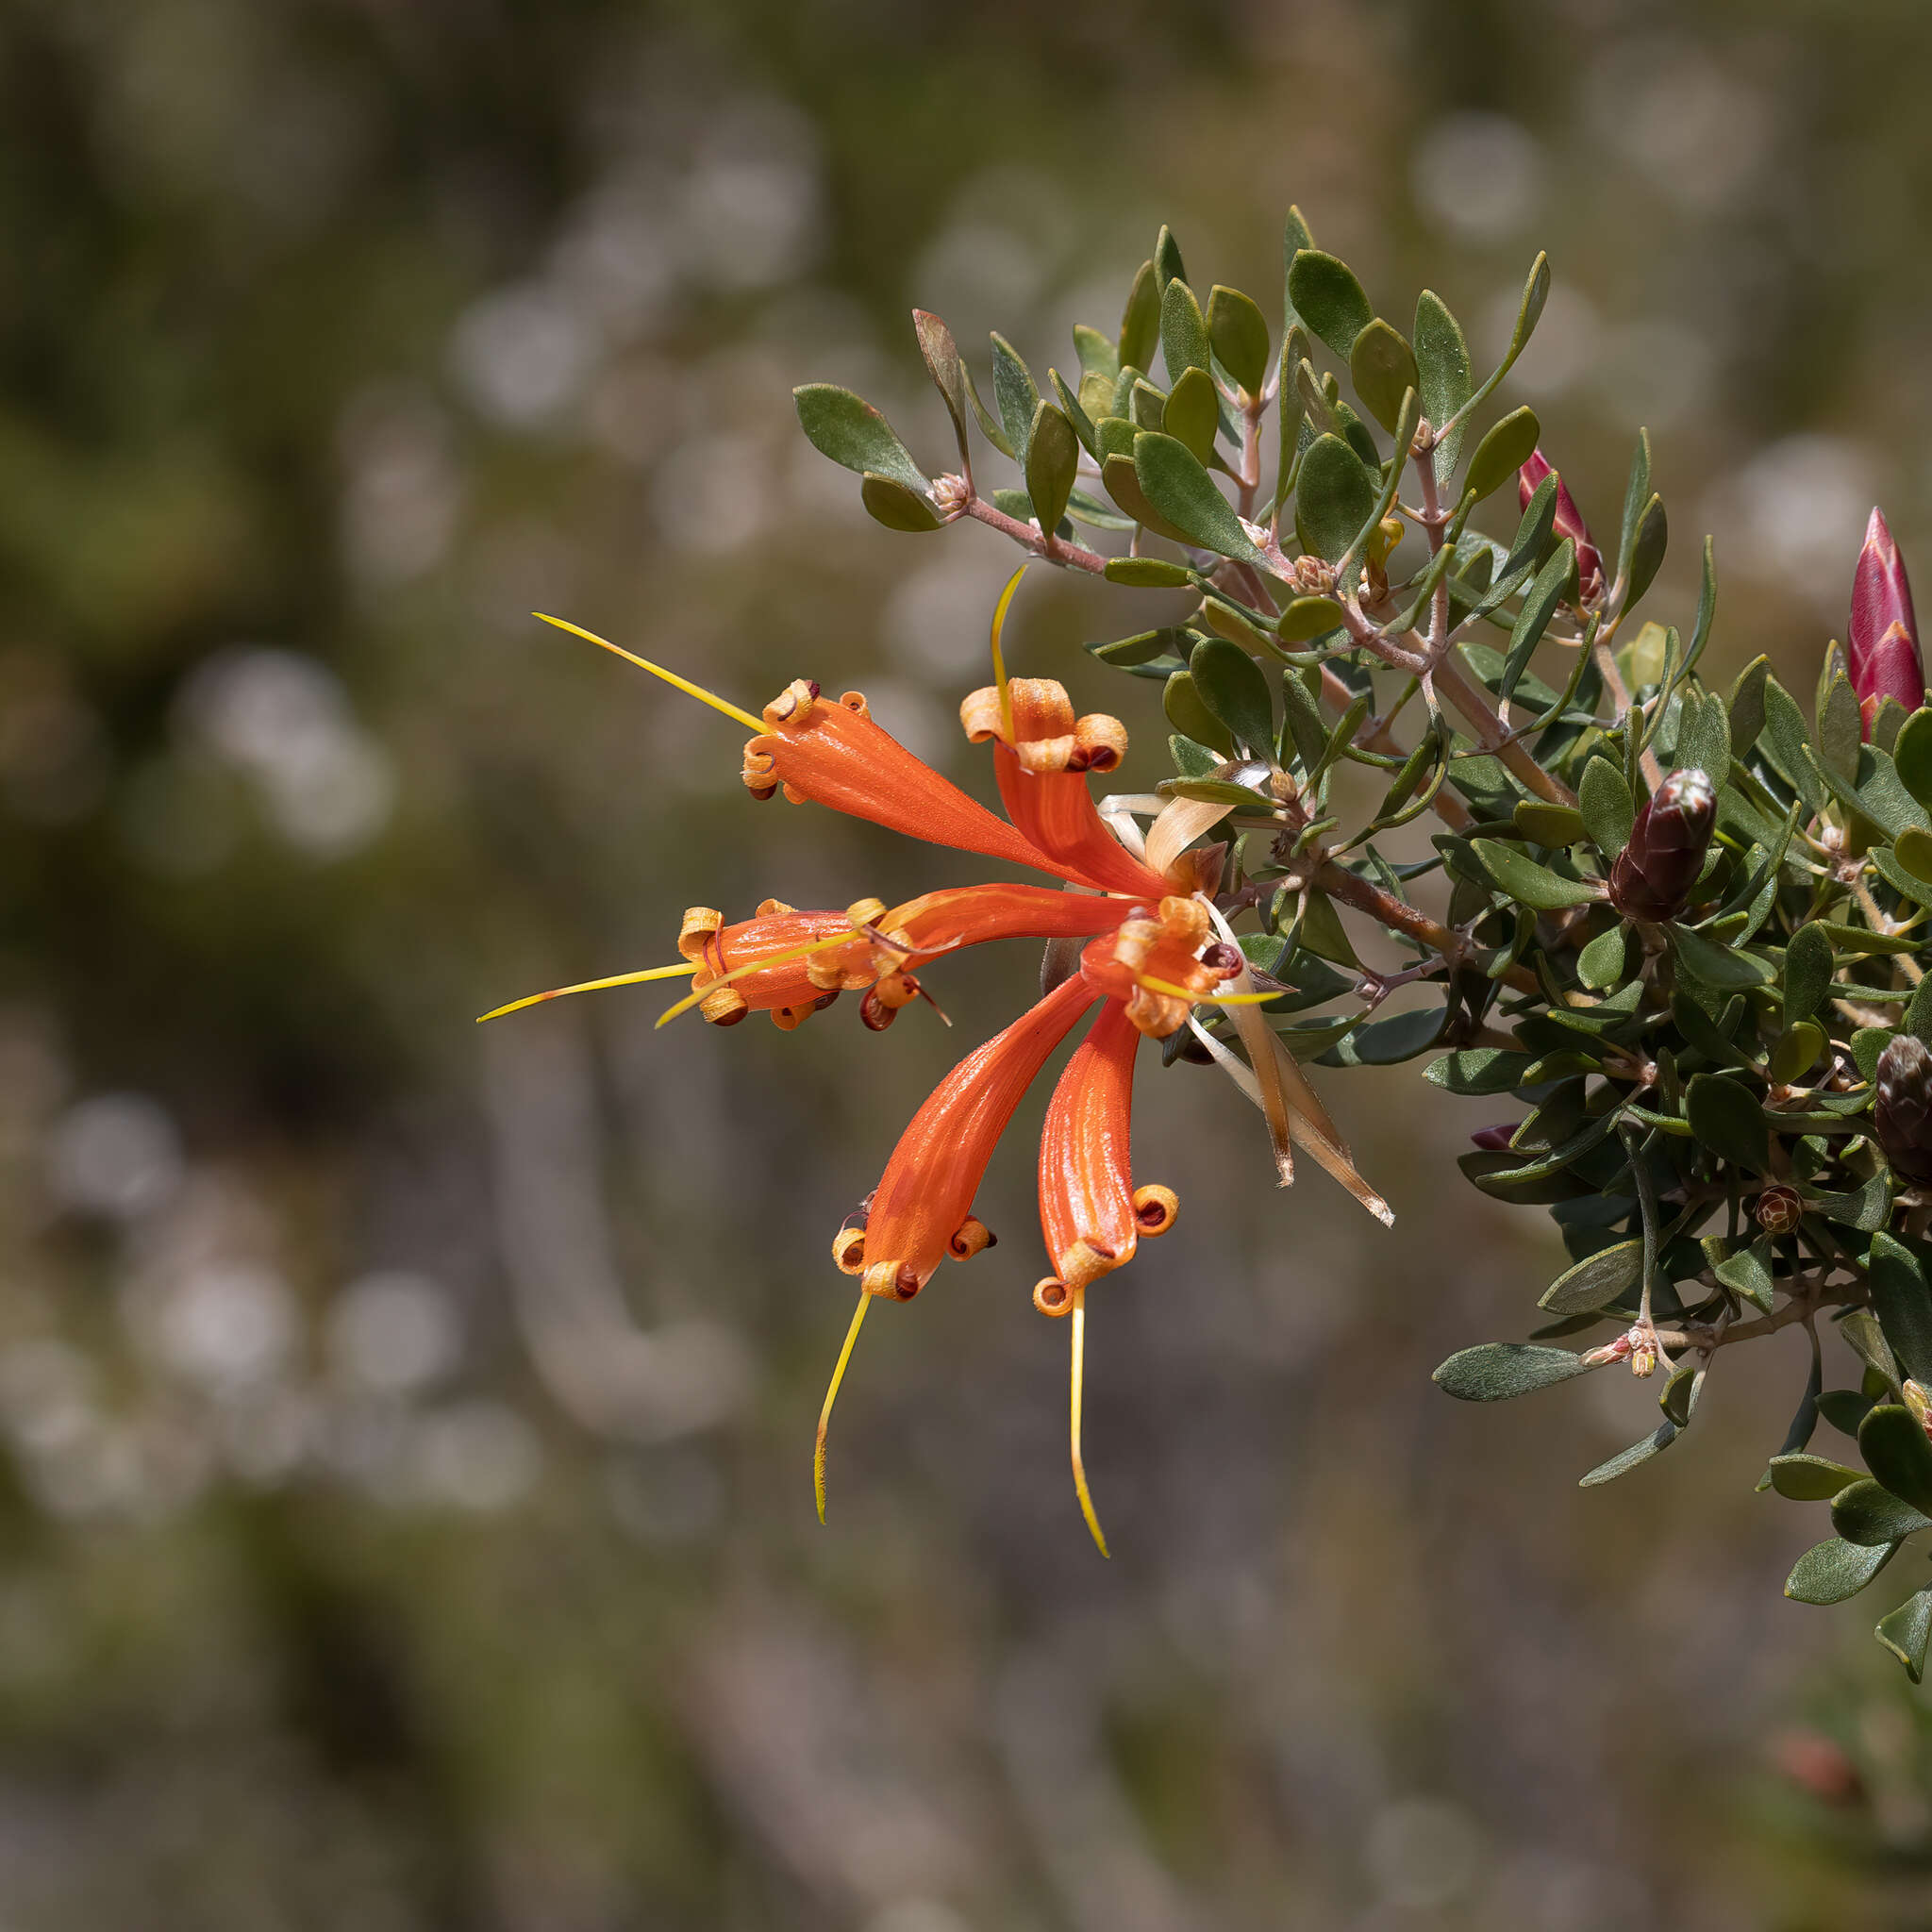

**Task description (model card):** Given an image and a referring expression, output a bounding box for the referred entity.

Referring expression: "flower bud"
[1904,1379,1932,1441]
[1848,507,1924,736]
[1875,1034,1932,1186]
[1519,450,1606,606]
[1608,768,1716,924]
[1755,1184,1802,1236]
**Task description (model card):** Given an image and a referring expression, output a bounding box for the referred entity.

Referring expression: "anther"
[948,1217,995,1261]
[858,989,898,1031]
[755,897,796,918]
[1034,1277,1072,1317]
[831,1227,867,1274]
[1133,1184,1179,1235]
[677,907,724,960]
[893,1264,921,1300]
[1200,941,1242,974]
[699,986,750,1026]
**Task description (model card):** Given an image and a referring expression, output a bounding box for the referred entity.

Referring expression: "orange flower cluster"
[484,607,1267,1552]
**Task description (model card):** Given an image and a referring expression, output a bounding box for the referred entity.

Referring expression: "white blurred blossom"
[337,385,463,586]
[1705,433,1880,613]
[1365,1796,1485,1909]
[150,1263,300,1396]
[179,648,395,858]
[411,1401,541,1512]
[328,1271,462,1396]
[1412,113,1545,241]
[47,1092,183,1221]
[1483,282,1599,401]
[449,281,598,429]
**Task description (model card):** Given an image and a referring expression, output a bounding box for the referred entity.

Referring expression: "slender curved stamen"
[534,613,767,733]
[476,961,696,1024]
[656,931,860,1028]
[815,1289,872,1524]
[990,562,1026,744]
[1071,1287,1108,1557]
[1140,975,1280,1007]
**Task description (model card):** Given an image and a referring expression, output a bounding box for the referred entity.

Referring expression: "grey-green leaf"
[1024,401,1079,536]
[1685,1073,1771,1173]
[1432,1342,1594,1402]
[990,333,1040,460]
[1119,261,1159,375]
[1133,433,1265,563]
[1414,289,1472,482]
[1470,840,1602,910]
[1287,250,1374,361]
[912,311,971,469]
[1623,493,1668,610]
[1159,275,1210,384]
[793,384,928,490]
[1859,1403,1932,1516]
[1831,1477,1932,1547]
[1188,636,1274,755]
[1783,922,1835,1027]
[1539,1238,1643,1314]
[1766,1454,1864,1502]
[1293,432,1380,565]
[1207,285,1269,393]
[1876,1585,1932,1683]
[1785,1535,1897,1605]
[1579,758,1636,858]
[1893,708,1932,812]
[1349,318,1419,436]
[1868,1232,1932,1385]
[1463,405,1540,505]
[859,472,942,532]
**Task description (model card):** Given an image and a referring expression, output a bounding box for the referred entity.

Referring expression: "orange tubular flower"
[1033,1000,1178,1315]
[676,901,867,1029]
[834,973,1099,1304]
[1078,895,1243,1039]
[960,677,1174,899]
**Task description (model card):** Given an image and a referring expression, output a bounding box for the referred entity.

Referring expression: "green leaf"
[1867,1232,1932,1385]
[1770,1021,1827,1085]
[1424,1048,1537,1094]
[1161,671,1233,756]
[1783,922,1835,1026]
[793,384,927,490]
[1785,1535,1898,1605]
[1616,428,1653,595]
[1414,290,1473,482]
[1161,365,1220,464]
[1714,1234,1775,1313]
[858,471,941,532]
[1895,824,1932,883]
[1188,637,1274,755]
[1876,1585,1932,1683]
[1103,557,1193,589]
[1892,708,1932,813]
[1817,667,1861,784]
[1072,325,1117,380]
[1024,402,1078,536]
[1819,1389,1878,1438]
[1859,1404,1932,1515]
[1730,654,1771,754]
[1286,250,1373,361]
[1579,758,1637,859]
[1844,1309,1904,1391]
[1580,1422,1679,1487]
[1675,692,1732,785]
[1348,318,1419,436]
[1432,1342,1594,1402]
[1133,433,1266,563]
[1766,1454,1864,1501]
[1497,252,1550,388]
[990,333,1040,459]
[1155,224,1186,289]
[1119,260,1159,375]
[1910,975,1932,1046]
[1049,369,1098,458]
[1101,453,1195,545]
[1669,925,1774,991]
[1803,1174,1893,1233]
[912,311,971,469]
[1577,924,1630,991]
[1470,840,1602,909]
[1539,1238,1643,1314]
[1463,405,1540,505]
[1623,493,1668,610]
[1207,285,1269,393]
[1685,1074,1770,1172]
[1830,1478,1932,1547]
[1278,595,1345,643]
[1659,1360,1701,1426]
[1686,535,1718,673]
[1514,800,1585,845]
[1293,433,1380,565]
[1297,888,1359,968]
[1159,275,1210,383]
[1499,541,1574,705]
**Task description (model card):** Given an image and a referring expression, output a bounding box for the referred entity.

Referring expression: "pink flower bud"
[1469,1123,1518,1151]
[1848,507,1924,735]
[1518,450,1606,606]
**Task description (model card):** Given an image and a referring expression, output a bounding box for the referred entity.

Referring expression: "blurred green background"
[8,1,1932,1925]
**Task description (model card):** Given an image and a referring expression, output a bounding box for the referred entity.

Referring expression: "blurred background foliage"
[7,0,1932,1925]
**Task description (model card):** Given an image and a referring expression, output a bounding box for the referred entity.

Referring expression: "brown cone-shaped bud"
[1875,1034,1932,1185]
[1609,767,1716,924]
[1755,1184,1802,1236]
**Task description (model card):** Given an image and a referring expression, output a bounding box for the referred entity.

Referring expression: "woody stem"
[960,493,1108,575]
